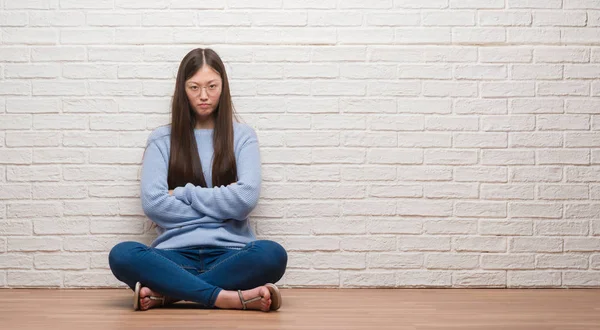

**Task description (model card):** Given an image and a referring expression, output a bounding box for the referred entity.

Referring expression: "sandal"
[237,283,282,312]
[133,281,165,311]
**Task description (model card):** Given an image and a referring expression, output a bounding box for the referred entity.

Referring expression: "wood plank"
[1,289,600,330]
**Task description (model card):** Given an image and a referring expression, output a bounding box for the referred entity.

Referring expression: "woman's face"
[185,65,222,123]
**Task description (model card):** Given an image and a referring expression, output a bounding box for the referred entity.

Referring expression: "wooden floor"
[1,289,600,330]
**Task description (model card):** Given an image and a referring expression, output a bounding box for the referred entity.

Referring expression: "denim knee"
[254,240,288,278]
[108,241,146,273]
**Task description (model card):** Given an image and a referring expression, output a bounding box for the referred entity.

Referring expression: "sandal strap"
[238,290,247,310]
[238,290,262,310]
[148,296,165,306]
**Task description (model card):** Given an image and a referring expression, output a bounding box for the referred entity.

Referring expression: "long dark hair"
[168,48,238,189]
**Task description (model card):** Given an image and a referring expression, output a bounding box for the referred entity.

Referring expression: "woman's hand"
[168,190,174,195]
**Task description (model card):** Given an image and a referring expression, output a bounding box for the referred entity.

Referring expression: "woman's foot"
[139,287,173,311]
[215,286,272,312]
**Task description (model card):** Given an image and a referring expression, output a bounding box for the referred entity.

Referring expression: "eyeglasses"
[186,84,221,96]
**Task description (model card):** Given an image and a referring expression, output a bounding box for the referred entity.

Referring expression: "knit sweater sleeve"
[172,126,261,221]
[140,139,211,229]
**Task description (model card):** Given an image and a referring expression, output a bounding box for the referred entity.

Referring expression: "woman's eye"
[190,86,198,90]
[209,85,216,89]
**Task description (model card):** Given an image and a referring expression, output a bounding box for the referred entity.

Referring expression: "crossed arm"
[140,132,261,229]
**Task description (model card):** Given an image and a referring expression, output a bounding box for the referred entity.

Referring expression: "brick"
[566,100,600,114]
[533,11,587,26]
[455,201,507,218]
[397,99,451,114]
[314,253,366,269]
[537,149,589,165]
[482,254,535,270]
[6,131,62,147]
[511,64,563,80]
[370,184,422,198]
[342,132,397,147]
[423,81,477,97]
[341,271,395,288]
[480,11,531,26]
[481,184,534,200]
[33,149,86,164]
[510,132,563,148]
[427,116,479,131]
[453,271,506,288]
[34,219,89,235]
[368,219,422,234]
[534,47,589,63]
[396,271,452,287]
[0,254,33,269]
[341,236,396,251]
[33,114,87,130]
[286,202,340,217]
[455,166,507,182]
[566,167,600,182]
[287,166,340,182]
[395,28,452,44]
[7,271,62,287]
[368,81,420,96]
[367,148,422,164]
[89,148,144,164]
[510,237,563,252]
[0,184,31,200]
[508,0,562,8]
[425,150,478,165]
[369,115,424,131]
[536,254,588,269]
[482,82,535,97]
[536,221,589,236]
[482,150,535,165]
[284,270,339,287]
[312,148,366,164]
[397,166,452,181]
[397,236,450,251]
[564,0,600,8]
[453,237,507,252]
[453,28,506,43]
[479,220,533,236]
[0,81,31,96]
[35,254,89,270]
[0,221,32,235]
[8,237,61,252]
[366,12,419,26]
[480,47,532,63]
[508,271,561,287]
[510,99,563,114]
[7,165,61,182]
[426,254,479,269]
[7,202,61,218]
[397,199,453,216]
[454,133,507,148]
[6,98,61,114]
[342,201,396,216]
[309,217,365,235]
[538,115,590,130]
[63,132,118,147]
[91,220,145,235]
[565,237,600,252]
[538,185,588,200]
[0,149,32,164]
[563,272,600,287]
[423,11,475,26]
[424,183,478,198]
[425,220,478,235]
[279,236,339,252]
[64,272,123,288]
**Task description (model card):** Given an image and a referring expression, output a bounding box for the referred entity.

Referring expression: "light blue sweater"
[140,122,260,250]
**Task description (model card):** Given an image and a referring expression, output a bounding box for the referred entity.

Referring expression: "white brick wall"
[1,0,599,289]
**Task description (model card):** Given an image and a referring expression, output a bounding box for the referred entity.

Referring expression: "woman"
[108,48,288,312]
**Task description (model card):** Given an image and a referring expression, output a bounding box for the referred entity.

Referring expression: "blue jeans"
[108,240,287,308]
